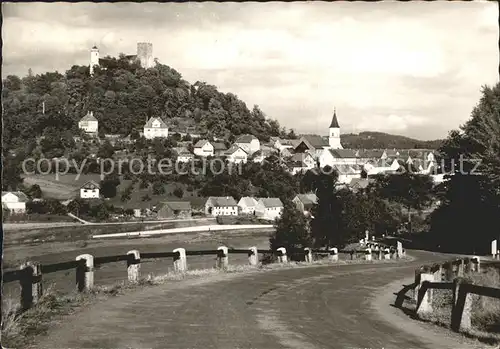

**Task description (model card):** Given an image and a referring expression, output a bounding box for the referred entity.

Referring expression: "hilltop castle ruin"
[90,42,154,74]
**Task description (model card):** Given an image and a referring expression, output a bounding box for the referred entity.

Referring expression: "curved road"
[36,251,476,349]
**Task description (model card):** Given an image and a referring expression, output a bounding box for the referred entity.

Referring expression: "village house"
[212,142,228,157]
[274,138,300,152]
[78,111,98,134]
[157,201,192,219]
[348,178,375,193]
[286,152,316,174]
[193,140,214,157]
[319,148,359,168]
[205,196,239,216]
[143,117,169,139]
[173,148,194,163]
[363,158,400,175]
[293,193,318,216]
[294,135,330,159]
[79,180,100,199]
[224,145,248,164]
[238,196,259,215]
[255,198,284,221]
[252,146,278,163]
[333,164,363,184]
[1,191,29,214]
[235,134,260,155]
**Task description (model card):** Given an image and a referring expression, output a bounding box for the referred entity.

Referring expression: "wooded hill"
[340,132,443,150]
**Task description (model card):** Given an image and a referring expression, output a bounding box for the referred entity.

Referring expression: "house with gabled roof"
[157,201,192,219]
[143,117,168,139]
[238,196,259,215]
[235,134,260,155]
[173,147,194,163]
[252,146,278,163]
[2,191,29,213]
[205,196,238,216]
[319,148,359,168]
[193,139,214,157]
[78,111,98,134]
[294,135,330,159]
[224,145,248,164]
[286,152,316,174]
[79,180,100,199]
[292,193,318,216]
[255,198,284,221]
[212,142,228,157]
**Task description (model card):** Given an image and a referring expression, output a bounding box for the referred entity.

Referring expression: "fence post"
[365,248,372,261]
[173,248,187,272]
[350,251,355,260]
[492,240,497,258]
[457,260,464,277]
[216,246,229,270]
[76,254,94,292]
[328,247,338,262]
[20,262,42,311]
[127,250,140,283]
[383,248,391,260]
[432,264,442,282]
[413,267,423,303]
[248,246,258,266]
[443,262,454,281]
[416,273,434,317]
[451,278,473,332]
[471,256,480,273]
[304,248,313,263]
[396,241,403,258]
[277,247,287,263]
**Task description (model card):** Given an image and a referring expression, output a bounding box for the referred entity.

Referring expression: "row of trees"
[271,83,500,255]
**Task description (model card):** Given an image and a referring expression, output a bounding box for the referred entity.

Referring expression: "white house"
[238,196,259,215]
[333,164,363,184]
[252,146,278,163]
[255,198,284,221]
[363,158,400,175]
[319,148,360,168]
[205,196,238,216]
[143,117,169,139]
[235,134,260,155]
[193,140,214,157]
[274,138,300,152]
[1,191,28,213]
[78,111,98,134]
[173,148,194,163]
[225,145,248,164]
[80,180,100,199]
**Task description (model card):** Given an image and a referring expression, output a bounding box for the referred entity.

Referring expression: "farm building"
[157,201,192,219]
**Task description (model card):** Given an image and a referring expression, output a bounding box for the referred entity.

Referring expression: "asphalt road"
[35,250,478,349]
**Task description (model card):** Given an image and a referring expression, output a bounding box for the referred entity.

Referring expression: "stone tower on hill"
[89,42,154,74]
[137,42,154,69]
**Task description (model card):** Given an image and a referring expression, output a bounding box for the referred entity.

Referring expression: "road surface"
[35,250,478,349]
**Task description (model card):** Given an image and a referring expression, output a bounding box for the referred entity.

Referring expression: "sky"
[2,2,498,140]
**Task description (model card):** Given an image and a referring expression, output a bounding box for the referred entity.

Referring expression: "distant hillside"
[340,131,443,150]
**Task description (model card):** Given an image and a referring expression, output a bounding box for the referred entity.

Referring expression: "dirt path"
[33,250,486,349]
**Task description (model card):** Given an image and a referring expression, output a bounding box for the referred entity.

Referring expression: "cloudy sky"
[2,2,498,140]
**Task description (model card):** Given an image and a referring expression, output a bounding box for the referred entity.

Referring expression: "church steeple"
[329,107,340,128]
[328,107,343,149]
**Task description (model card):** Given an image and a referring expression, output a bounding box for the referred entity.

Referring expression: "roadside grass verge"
[404,266,500,345]
[1,254,412,348]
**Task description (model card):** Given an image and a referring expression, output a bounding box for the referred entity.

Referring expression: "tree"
[428,82,500,253]
[173,187,184,198]
[97,140,115,159]
[28,184,42,199]
[100,174,120,198]
[370,172,433,234]
[152,181,166,195]
[270,200,312,259]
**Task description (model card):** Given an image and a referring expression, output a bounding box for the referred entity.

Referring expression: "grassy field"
[22,173,202,203]
[3,229,274,305]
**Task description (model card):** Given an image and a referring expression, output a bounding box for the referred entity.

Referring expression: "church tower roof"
[329,108,340,128]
